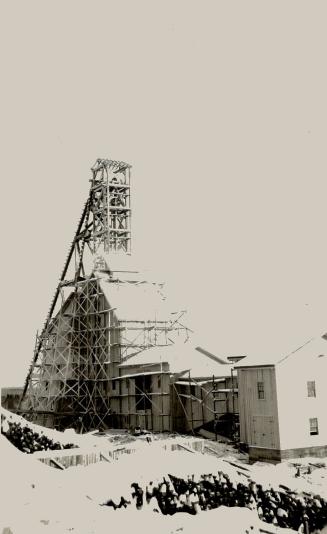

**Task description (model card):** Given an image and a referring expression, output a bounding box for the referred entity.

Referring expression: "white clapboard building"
[235,335,327,462]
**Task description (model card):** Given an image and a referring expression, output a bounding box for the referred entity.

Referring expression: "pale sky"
[1,1,327,385]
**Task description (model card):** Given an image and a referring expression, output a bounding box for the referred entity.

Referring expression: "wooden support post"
[172,383,190,430]
[169,382,173,432]
[127,377,131,430]
[213,375,217,442]
[231,368,236,439]
[161,362,164,433]
[189,371,194,435]
[200,383,205,427]
[118,369,122,429]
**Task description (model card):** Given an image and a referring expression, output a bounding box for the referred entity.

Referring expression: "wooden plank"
[223,459,250,472]
[177,443,195,454]
[50,458,65,470]
[100,452,111,463]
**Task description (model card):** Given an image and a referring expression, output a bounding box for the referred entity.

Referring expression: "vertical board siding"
[238,367,280,449]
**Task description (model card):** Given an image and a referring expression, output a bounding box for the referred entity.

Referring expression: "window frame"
[307,380,316,398]
[257,381,265,400]
[309,417,319,436]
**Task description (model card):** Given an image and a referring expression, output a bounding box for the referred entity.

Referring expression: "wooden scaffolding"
[19,158,190,431]
[171,372,239,435]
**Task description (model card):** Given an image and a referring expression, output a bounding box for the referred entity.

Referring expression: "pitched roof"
[99,276,175,321]
[94,253,165,283]
[235,335,327,369]
[119,341,233,378]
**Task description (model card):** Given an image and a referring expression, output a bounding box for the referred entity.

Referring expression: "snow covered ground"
[1,409,327,533]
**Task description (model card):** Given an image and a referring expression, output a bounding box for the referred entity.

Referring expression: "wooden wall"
[276,350,327,451]
[237,367,280,450]
[1,388,23,413]
[110,363,171,432]
[172,376,238,433]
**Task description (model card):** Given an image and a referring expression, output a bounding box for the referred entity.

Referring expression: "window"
[307,381,316,398]
[257,381,265,400]
[309,418,319,435]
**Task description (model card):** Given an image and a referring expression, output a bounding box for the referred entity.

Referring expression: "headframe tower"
[20,159,132,428]
[20,159,188,431]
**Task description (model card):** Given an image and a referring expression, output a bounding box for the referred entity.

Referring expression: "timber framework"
[19,159,238,435]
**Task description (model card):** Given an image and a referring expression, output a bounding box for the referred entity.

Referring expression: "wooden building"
[235,336,327,462]
[1,387,23,412]
[112,342,238,433]
[18,159,238,434]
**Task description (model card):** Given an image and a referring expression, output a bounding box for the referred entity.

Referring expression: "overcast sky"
[1,1,327,385]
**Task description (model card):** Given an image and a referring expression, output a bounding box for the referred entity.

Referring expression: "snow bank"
[2,413,326,534]
[1,407,82,447]
[63,447,246,504]
[0,433,99,533]
[249,458,327,498]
